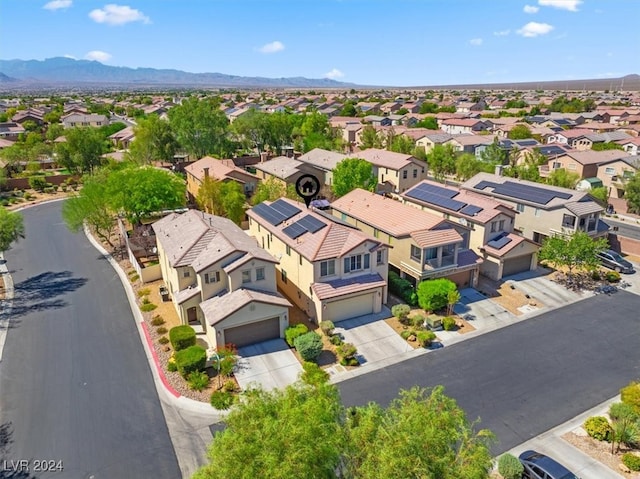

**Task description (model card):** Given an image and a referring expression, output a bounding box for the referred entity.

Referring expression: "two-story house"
[247,198,389,323]
[596,155,640,199]
[61,113,108,128]
[440,118,491,135]
[152,210,291,349]
[543,149,630,180]
[184,156,259,203]
[461,172,608,244]
[401,180,539,281]
[331,189,482,288]
[253,156,319,188]
[353,148,429,194]
[297,148,347,186]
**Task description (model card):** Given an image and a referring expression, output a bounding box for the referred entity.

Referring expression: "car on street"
[519,450,579,479]
[597,249,635,274]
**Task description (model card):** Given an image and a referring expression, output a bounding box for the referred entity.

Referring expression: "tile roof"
[200,288,291,326]
[410,229,462,248]
[565,200,607,216]
[247,198,380,261]
[185,155,257,182]
[353,148,418,170]
[152,210,276,272]
[331,188,447,236]
[311,273,386,300]
[297,148,346,171]
[174,285,201,305]
[482,233,527,257]
[562,149,630,165]
[253,156,304,180]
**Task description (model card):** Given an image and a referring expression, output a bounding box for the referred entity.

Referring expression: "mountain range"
[0,57,639,91]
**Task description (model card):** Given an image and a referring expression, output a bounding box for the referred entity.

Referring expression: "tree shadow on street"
[7,271,88,320]
[0,422,38,479]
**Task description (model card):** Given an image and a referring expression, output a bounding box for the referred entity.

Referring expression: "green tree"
[413,116,439,129]
[231,108,271,153]
[538,231,608,279]
[624,172,640,214]
[168,97,233,158]
[427,144,457,181]
[344,386,494,479]
[480,138,509,166]
[193,383,344,479]
[251,177,298,205]
[197,177,246,225]
[388,134,415,154]
[339,101,357,117]
[0,208,25,254]
[62,172,115,247]
[45,123,64,142]
[359,125,383,149]
[417,278,458,312]
[332,158,376,197]
[107,165,186,224]
[127,114,177,164]
[455,153,494,181]
[419,102,439,114]
[591,142,624,151]
[547,168,580,189]
[589,186,609,207]
[56,127,106,174]
[507,124,533,140]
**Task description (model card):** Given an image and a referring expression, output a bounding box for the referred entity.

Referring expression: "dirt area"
[476,275,545,316]
[4,189,72,211]
[563,431,640,478]
[0,275,5,301]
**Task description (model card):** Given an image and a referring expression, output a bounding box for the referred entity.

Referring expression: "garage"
[326,293,374,323]
[223,317,280,348]
[502,254,533,277]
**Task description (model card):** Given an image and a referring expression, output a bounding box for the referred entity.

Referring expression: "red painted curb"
[141,321,181,398]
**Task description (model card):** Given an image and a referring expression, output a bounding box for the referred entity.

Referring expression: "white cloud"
[85,50,112,62]
[517,22,554,37]
[469,38,483,46]
[89,4,150,26]
[523,5,539,13]
[538,0,582,12]
[63,53,77,59]
[43,0,72,10]
[493,29,510,36]
[258,41,285,54]
[324,68,344,80]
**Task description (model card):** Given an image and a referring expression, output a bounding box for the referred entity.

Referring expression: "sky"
[1,0,639,87]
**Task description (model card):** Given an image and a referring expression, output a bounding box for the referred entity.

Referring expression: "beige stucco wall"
[226,258,278,295]
[597,161,636,198]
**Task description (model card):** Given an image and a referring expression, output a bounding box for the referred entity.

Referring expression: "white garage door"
[326,293,374,323]
[502,254,533,277]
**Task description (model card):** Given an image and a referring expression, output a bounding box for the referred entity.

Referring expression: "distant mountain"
[0,57,355,88]
[0,72,19,83]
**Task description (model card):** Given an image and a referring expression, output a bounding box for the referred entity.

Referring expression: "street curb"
[141,321,180,398]
[0,253,15,363]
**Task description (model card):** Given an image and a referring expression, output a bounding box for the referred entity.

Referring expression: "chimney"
[494,164,504,177]
[260,152,268,163]
[203,167,209,178]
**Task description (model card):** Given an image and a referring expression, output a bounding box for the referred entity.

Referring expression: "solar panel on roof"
[487,235,512,249]
[460,205,483,216]
[297,215,326,234]
[252,202,286,225]
[429,195,466,211]
[270,199,301,220]
[282,223,307,239]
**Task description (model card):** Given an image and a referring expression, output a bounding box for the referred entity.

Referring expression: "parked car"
[597,249,635,274]
[519,450,579,479]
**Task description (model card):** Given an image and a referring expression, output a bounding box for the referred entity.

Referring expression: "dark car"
[519,450,579,479]
[597,249,635,274]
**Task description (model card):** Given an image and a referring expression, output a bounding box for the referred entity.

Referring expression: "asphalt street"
[338,290,640,455]
[607,217,640,241]
[0,201,180,479]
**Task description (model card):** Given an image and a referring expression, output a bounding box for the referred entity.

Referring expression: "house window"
[341,213,347,221]
[204,271,220,284]
[425,247,438,261]
[562,214,576,228]
[490,221,497,233]
[373,228,379,238]
[286,245,291,256]
[567,163,576,170]
[516,203,525,212]
[344,255,362,273]
[498,220,505,231]
[410,244,421,262]
[413,169,417,178]
[552,162,562,169]
[257,223,260,232]
[281,269,287,284]
[605,167,615,175]
[534,208,541,217]
[299,254,303,266]
[242,270,251,283]
[376,250,384,265]
[403,170,408,179]
[256,267,265,281]
[183,269,191,278]
[320,260,335,277]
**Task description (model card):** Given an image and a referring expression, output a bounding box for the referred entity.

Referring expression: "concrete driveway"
[334,308,413,367]
[235,339,302,391]
[504,269,588,311]
[454,287,516,325]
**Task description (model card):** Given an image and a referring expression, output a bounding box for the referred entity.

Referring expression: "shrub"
[622,381,640,415]
[498,453,524,479]
[156,326,168,335]
[167,355,178,372]
[294,332,323,362]
[388,271,418,306]
[416,330,436,348]
[417,278,458,312]
[137,288,151,297]
[223,379,237,392]
[391,304,411,321]
[158,336,169,345]
[410,314,426,328]
[442,316,457,331]
[584,416,612,441]
[28,176,48,192]
[319,320,335,336]
[23,192,33,200]
[330,334,343,346]
[284,323,309,347]
[400,330,415,340]
[175,345,206,378]
[187,371,210,391]
[622,453,640,471]
[129,273,139,282]
[300,361,330,386]
[591,270,602,281]
[610,402,639,421]
[43,186,55,194]
[169,325,196,351]
[151,315,165,326]
[606,270,621,283]
[337,342,357,360]
[140,302,157,312]
[340,357,359,367]
[210,390,235,410]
